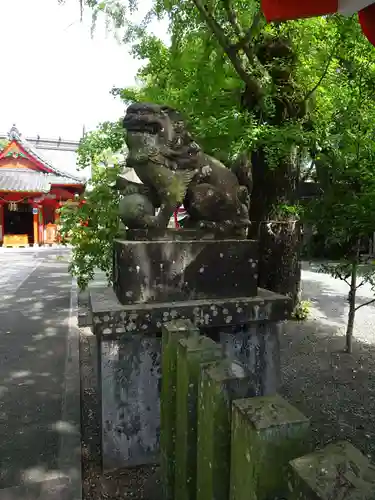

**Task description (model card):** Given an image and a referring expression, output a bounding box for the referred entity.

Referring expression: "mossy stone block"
[175,336,223,500]
[230,394,310,500]
[197,359,255,500]
[160,320,199,500]
[289,441,375,500]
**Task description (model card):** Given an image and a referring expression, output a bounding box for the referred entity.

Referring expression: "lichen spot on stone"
[156,321,162,328]
[103,315,110,322]
[220,253,224,258]
[236,307,243,313]
[170,310,178,319]
[125,290,133,297]
[251,262,256,268]
[223,308,229,315]
[201,165,212,176]
[126,321,137,332]
[199,267,205,273]
[103,328,111,335]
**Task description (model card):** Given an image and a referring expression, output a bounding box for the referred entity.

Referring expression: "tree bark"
[346,261,357,354]
[248,149,301,307]
[257,220,302,308]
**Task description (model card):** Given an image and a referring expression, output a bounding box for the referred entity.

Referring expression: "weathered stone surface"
[120,102,252,231]
[197,359,255,500]
[175,336,223,500]
[220,322,282,396]
[160,320,199,500]
[230,394,310,500]
[113,237,258,305]
[289,441,375,500]
[90,286,292,338]
[126,228,218,241]
[101,336,161,470]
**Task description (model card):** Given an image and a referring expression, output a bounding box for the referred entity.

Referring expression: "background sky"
[0,0,167,140]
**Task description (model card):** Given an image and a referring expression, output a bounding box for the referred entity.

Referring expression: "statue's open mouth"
[123,103,165,136]
[124,120,161,135]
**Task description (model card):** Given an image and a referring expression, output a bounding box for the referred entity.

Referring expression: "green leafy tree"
[306,21,375,352]
[59,121,125,289]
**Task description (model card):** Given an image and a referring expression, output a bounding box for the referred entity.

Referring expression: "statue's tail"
[231,152,253,197]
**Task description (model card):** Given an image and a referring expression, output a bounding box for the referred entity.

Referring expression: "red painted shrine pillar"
[32,205,39,247]
[55,203,61,243]
[39,205,44,245]
[0,203,3,245]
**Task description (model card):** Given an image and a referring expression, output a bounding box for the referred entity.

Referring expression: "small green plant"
[291,300,311,321]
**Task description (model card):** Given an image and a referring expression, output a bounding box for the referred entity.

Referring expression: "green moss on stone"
[197,359,254,500]
[175,336,223,500]
[230,394,310,500]
[160,320,199,500]
[289,441,375,500]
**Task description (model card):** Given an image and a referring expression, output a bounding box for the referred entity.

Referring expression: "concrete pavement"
[0,248,81,499]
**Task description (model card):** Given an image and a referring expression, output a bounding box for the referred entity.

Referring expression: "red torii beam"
[261,0,375,46]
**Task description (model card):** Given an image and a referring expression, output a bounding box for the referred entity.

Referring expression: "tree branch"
[230,13,262,53]
[356,280,365,290]
[355,298,375,311]
[192,0,256,88]
[222,0,242,37]
[303,50,335,103]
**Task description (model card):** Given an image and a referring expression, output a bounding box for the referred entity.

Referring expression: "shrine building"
[0,126,85,247]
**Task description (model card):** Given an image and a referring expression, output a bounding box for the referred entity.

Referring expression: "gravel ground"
[280,262,375,462]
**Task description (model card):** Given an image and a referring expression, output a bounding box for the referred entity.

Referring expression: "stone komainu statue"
[117,102,253,234]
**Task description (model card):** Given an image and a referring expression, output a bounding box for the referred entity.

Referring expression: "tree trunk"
[346,260,358,354]
[249,149,301,308]
[257,220,302,308]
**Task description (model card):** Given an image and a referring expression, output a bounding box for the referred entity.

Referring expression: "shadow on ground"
[281,277,375,462]
[0,261,78,495]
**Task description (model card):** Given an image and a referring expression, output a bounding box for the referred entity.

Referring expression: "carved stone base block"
[101,336,161,470]
[112,235,259,305]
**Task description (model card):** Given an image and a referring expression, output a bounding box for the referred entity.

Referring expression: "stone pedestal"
[90,230,292,471]
[113,236,259,305]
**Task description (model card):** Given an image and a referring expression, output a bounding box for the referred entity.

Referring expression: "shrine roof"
[0,126,85,185]
[0,169,51,193]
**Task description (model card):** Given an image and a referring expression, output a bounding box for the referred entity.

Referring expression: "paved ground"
[280,261,375,463]
[0,247,81,499]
